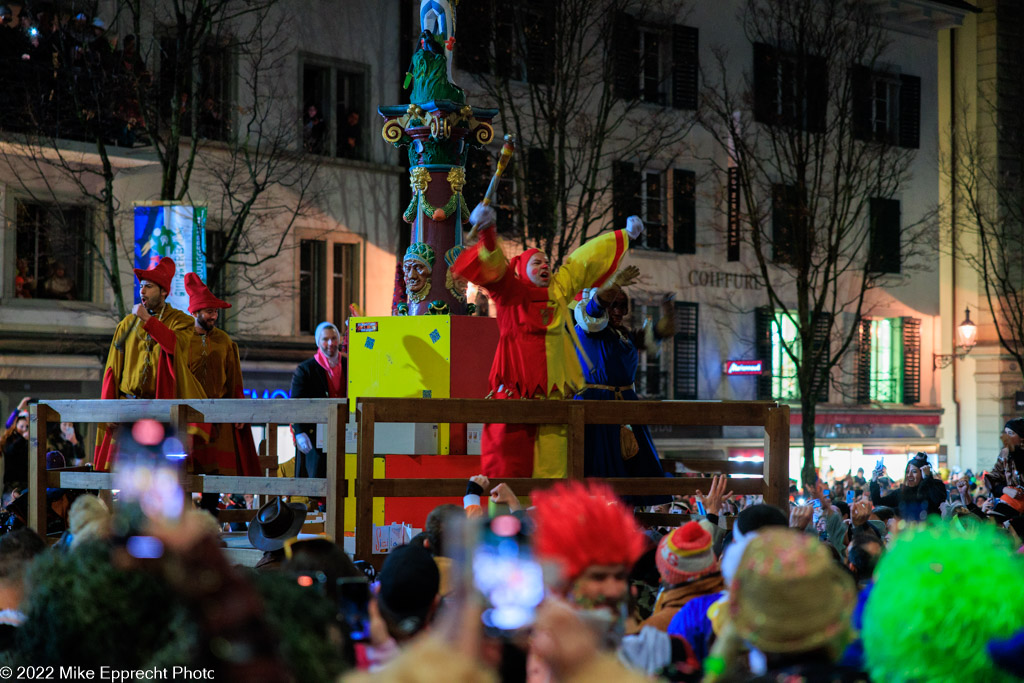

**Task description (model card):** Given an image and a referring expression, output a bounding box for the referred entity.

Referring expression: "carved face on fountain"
[403,242,435,304]
[444,245,468,302]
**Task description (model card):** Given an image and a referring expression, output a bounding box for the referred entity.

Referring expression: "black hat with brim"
[248,498,307,551]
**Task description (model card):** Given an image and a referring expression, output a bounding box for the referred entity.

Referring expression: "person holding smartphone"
[870,452,946,522]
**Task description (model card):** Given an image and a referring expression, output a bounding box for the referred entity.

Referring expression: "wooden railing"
[353,398,790,562]
[27,398,789,562]
[27,399,348,537]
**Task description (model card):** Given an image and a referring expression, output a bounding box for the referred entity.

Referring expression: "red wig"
[532,481,645,584]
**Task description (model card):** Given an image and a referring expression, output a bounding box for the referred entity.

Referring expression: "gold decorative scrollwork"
[447,167,466,194]
[474,122,494,145]
[382,119,404,144]
[429,115,451,140]
[410,167,430,193]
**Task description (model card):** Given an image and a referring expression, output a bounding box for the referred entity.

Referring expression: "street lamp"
[933,307,977,370]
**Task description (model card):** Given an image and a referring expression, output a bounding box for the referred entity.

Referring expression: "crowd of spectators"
[0,419,1022,680]
[0,5,151,146]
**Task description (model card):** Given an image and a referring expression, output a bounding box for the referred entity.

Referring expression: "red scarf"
[314,349,344,398]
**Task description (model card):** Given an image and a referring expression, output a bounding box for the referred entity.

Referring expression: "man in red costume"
[452,204,644,478]
[93,257,207,471]
[184,273,260,513]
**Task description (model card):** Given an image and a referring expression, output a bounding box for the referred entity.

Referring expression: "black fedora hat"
[248,498,307,551]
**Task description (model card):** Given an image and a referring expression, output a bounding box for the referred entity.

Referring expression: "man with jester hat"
[451,203,644,478]
[403,242,436,305]
[93,257,208,472]
[183,273,260,512]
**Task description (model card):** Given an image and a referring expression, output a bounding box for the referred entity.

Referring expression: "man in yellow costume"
[184,273,260,513]
[452,204,644,478]
[93,257,207,471]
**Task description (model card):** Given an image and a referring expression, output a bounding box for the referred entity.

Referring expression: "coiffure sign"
[723,360,764,376]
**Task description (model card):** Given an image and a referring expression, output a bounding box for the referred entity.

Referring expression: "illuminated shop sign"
[723,360,763,376]
[242,389,291,399]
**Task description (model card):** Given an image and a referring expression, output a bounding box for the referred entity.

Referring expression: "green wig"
[862,523,1024,682]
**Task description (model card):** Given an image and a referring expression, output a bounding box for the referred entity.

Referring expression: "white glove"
[625,215,644,239]
[470,203,497,228]
[295,433,312,454]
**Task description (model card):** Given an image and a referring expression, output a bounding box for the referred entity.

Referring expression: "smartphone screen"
[696,500,707,517]
[472,515,544,632]
[337,577,371,642]
[846,490,855,505]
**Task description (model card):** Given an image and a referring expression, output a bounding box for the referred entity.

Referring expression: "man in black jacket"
[290,321,345,478]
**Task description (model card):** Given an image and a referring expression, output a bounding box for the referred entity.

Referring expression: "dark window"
[867,198,901,274]
[299,239,326,335]
[203,228,227,297]
[158,35,232,141]
[634,304,669,398]
[332,243,358,328]
[673,169,696,254]
[673,301,699,399]
[14,201,91,301]
[753,43,827,132]
[612,160,641,231]
[852,67,920,149]
[301,60,366,160]
[640,170,668,250]
[452,0,553,84]
[771,184,806,265]
[615,15,698,110]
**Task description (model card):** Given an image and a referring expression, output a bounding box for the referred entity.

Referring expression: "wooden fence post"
[326,404,346,540]
[28,403,57,534]
[355,402,375,561]
[763,404,791,509]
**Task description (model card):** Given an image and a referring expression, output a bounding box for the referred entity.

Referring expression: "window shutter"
[772,184,805,265]
[755,306,774,399]
[811,312,832,403]
[673,169,696,254]
[454,0,491,74]
[673,302,699,400]
[527,147,555,241]
[612,161,641,230]
[901,317,921,404]
[806,55,828,133]
[495,8,519,79]
[898,74,920,149]
[671,25,698,110]
[613,12,640,100]
[753,43,777,124]
[868,198,901,274]
[524,0,555,85]
[857,318,872,403]
[850,65,872,141]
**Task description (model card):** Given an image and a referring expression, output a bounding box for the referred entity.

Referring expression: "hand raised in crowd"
[469,474,490,491]
[490,482,521,512]
[789,504,813,530]
[695,474,733,516]
[851,499,873,527]
[611,265,641,289]
[956,477,971,505]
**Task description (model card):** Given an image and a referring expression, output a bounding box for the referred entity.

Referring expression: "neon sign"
[242,389,291,399]
[723,360,763,376]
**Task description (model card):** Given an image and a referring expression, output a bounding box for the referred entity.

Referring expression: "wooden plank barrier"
[27,397,790,565]
[353,398,790,563]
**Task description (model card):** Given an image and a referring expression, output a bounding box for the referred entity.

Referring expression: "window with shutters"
[758,308,830,402]
[867,198,901,274]
[851,67,920,149]
[301,58,367,160]
[613,162,687,252]
[613,15,698,110]
[634,304,670,399]
[753,43,827,132]
[857,317,920,405]
[640,170,668,250]
[298,238,360,335]
[673,301,699,400]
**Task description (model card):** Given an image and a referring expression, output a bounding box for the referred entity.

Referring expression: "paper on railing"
[372,523,421,554]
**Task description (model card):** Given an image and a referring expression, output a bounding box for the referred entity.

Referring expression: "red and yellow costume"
[452,226,628,477]
[185,273,260,476]
[93,260,208,471]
